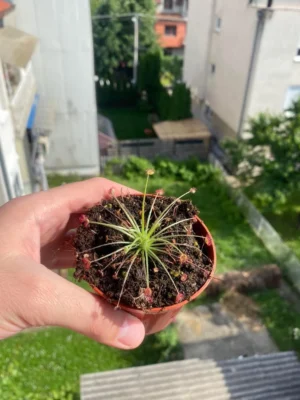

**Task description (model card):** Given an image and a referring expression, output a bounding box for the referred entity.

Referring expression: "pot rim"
[89,192,217,314]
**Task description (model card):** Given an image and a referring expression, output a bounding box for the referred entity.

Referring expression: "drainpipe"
[237,9,266,138]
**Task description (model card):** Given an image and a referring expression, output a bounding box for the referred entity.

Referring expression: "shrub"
[168,83,192,121]
[161,55,183,86]
[223,98,300,213]
[121,156,154,179]
[105,157,220,187]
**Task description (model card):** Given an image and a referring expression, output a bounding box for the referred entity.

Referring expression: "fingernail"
[117,315,145,349]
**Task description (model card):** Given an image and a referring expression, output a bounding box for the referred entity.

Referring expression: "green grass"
[253,290,300,354]
[0,324,181,400]
[101,107,154,140]
[264,191,300,259]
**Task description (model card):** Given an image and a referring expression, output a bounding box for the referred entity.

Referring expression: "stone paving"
[175,291,277,360]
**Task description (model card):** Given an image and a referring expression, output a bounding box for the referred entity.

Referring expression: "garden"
[1,157,300,400]
[223,99,300,263]
[93,2,189,141]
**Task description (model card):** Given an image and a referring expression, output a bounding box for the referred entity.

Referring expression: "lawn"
[0,163,290,400]
[101,107,154,140]
[263,191,300,260]
[253,289,300,354]
[0,325,181,400]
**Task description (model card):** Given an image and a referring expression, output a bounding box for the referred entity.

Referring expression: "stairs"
[80,351,300,400]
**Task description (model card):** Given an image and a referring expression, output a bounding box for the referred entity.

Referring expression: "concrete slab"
[175,293,277,360]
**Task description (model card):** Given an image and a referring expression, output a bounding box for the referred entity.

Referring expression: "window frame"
[165,25,177,36]
[164,0,173,10]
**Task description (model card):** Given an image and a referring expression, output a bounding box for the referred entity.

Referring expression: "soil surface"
[74,195,213,309]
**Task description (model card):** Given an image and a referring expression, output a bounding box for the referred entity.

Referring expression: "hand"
[0,178,145,348]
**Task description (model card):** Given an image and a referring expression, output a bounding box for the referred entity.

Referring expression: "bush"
[121,156,154,180]
[168,83,192,121]
[138,51,162,112]
[157,83,192,121]
[105,156,220,187]
[223,99,300,213]
[161,55,183,86]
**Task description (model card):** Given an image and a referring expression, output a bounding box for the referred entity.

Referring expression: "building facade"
[184,0,300,139]
[155,0,188,56]
[0,0,46,205]
[13,0,100,176]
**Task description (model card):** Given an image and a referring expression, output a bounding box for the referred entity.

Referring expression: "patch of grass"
[47,174,85,188]
[253,290,300,354]
[101,107,154,140]
[264,191,300,259]
[0,324,182,400]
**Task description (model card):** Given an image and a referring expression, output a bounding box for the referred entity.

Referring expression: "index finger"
[0,178,138,248]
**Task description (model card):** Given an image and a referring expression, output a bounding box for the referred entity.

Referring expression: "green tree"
[223,99,300,212]
[90,0,102,15]
[161,55,183,86]
[93,0,158,80]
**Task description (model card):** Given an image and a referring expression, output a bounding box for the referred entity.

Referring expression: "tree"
[93,0,158,80]
[223,99,300,212]
[90,0,102,15]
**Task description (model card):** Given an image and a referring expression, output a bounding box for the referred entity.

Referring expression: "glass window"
[165,25,177,36]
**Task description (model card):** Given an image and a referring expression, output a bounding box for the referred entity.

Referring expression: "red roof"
[0,0,14,17]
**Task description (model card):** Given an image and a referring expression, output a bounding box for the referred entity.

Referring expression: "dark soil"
[74,195,213,309]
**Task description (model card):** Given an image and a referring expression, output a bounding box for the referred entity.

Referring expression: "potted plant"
[74,170,216,335]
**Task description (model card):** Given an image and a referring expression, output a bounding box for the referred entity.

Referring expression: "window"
[295,47,300,62]
[283,86,300,110]
[211,64,216,74]
[165,25,177,36]
[215,17,222,32]
[176,0,183,5]
[164,0,173,10]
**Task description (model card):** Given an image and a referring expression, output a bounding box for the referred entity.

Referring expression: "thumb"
[2,258,145,348]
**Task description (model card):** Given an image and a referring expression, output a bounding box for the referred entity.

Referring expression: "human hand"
[0,178,145,348]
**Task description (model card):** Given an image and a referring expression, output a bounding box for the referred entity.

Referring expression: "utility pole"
[132,15,139,85]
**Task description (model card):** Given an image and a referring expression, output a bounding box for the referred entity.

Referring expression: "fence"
[100,137,210,169]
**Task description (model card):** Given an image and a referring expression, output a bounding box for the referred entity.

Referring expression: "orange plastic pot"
[91,197,216,335]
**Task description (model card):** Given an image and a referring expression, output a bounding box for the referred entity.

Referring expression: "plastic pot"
[91,198,216,335]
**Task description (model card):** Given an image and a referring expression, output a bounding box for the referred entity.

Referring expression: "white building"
[0,1,44,205]
[13,0,100,176]
[184,0,300,139]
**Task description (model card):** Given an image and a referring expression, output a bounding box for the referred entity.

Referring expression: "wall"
[183,0,214,100]
[13,0,100,176]
[247,9,300,118]
[156,19,186,49]
[205,0,258,134]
